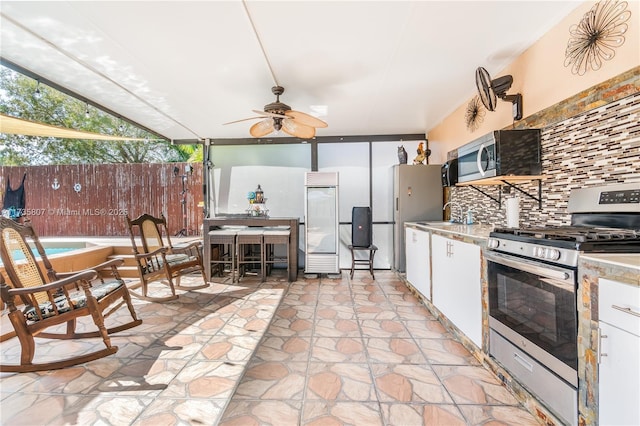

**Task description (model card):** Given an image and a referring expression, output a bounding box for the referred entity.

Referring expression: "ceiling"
[0,1,582,143]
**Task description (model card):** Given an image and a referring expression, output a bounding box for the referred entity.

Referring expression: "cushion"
[163,253,195,268]
[23,279,124,322]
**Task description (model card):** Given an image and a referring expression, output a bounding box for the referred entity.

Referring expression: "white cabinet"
[431,234,482,347]
[598,278,640,426]
[405,227,430,300]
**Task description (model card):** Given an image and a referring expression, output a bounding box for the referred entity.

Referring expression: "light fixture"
[33,80,42,99]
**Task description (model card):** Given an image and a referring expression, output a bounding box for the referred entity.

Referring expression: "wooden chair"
[0,217,142,372]
[125,213,208,302]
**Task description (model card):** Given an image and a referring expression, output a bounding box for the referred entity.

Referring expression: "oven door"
[486,250,577,386]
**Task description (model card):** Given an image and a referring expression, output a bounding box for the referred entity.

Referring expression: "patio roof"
[0,1,581,142]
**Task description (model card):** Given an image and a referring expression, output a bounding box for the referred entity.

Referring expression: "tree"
[0,66,197,165]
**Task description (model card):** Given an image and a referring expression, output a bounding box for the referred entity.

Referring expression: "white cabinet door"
[405,227,430,300]
[431,234,482,347]
[431,234,452,310]
[598,278,640,426]
[598,322,640,425]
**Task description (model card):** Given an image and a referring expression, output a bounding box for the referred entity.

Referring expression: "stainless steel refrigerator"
[393,164,443,272]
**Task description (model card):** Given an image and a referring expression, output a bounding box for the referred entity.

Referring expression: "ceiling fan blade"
[250,118,275,137]
[251,109,288,119]
[223,116,264,125]
[282,119,316,139]
[285,110,328,128]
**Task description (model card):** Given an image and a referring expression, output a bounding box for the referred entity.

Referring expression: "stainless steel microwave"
[457,129,541,183]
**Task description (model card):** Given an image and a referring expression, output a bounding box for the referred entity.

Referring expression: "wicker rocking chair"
[125,213,208,302]
[0,217,142,373]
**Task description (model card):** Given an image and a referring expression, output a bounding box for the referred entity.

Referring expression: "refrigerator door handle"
[396,197,399,211]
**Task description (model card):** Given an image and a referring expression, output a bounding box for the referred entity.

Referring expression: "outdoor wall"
[0,163,203,237]
[428,0,640,163]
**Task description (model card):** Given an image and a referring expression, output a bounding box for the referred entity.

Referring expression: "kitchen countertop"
[580,253,640,271]
[579,252,640,287]
[405,221,494,241]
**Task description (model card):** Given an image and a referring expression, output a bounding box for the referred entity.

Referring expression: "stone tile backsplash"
[450,92,640,227]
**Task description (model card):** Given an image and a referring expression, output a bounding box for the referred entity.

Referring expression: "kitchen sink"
[416,221,460,226]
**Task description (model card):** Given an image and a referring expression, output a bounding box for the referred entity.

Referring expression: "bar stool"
[263,226,291,281]
[236,228,265,282]
[209,228,239,282]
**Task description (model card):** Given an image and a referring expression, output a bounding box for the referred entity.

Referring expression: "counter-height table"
[203,216,299,282]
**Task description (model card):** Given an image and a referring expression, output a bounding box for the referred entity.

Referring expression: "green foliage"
[0,67,199,165]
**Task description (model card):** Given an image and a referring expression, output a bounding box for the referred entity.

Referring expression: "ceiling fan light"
[273,118,282,132]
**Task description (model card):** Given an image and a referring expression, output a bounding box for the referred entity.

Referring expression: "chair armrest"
[54,258,125,280]
[134,246,168,260]
[4,270,98,298]
[170,241,201,254]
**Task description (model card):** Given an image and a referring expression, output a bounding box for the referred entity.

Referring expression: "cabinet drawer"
[599,278,640,336]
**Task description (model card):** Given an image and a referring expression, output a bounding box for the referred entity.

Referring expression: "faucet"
[443,201,462,223]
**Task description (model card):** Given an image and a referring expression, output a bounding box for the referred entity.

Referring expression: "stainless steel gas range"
[485,183,640,426]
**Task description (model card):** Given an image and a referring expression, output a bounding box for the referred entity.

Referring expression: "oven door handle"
[485,251,573,282]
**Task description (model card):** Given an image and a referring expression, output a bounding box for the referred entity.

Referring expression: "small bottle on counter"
[466,209,474,225]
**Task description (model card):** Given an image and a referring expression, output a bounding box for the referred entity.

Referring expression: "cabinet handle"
[445,241,452,257]
[597,327,608,364]
[612,304,640,318]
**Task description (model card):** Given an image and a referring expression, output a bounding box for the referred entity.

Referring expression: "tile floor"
[0,270,541,425]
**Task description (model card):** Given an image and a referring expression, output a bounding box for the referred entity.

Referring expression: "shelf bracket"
[469,185,501,205]
[500,179,542,210]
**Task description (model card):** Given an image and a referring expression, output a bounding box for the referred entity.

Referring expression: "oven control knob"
[545,249,561,261]
[487,239,499,249]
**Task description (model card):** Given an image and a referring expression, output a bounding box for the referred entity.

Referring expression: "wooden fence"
[0,163,203,237]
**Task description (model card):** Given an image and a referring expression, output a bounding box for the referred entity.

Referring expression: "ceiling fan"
[475,67,523,120]
[224,86,327,139]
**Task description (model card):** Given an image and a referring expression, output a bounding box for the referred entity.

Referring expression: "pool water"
[0,247,80,265]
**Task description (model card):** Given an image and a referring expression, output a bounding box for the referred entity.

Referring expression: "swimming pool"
[0,244,86,265]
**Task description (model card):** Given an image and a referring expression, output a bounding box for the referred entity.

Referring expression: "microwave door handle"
[486,252,572,282]
[476,144,487,177]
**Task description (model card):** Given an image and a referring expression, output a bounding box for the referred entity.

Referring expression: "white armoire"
[304,172,339,274]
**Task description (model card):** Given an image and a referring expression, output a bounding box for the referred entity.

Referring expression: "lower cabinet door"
[432,234,482,347]
[405,227,430,300]
[598,321,640,425]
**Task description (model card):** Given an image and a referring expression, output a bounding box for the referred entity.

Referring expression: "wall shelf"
[456,175,544,186]
[456,175,544,209]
